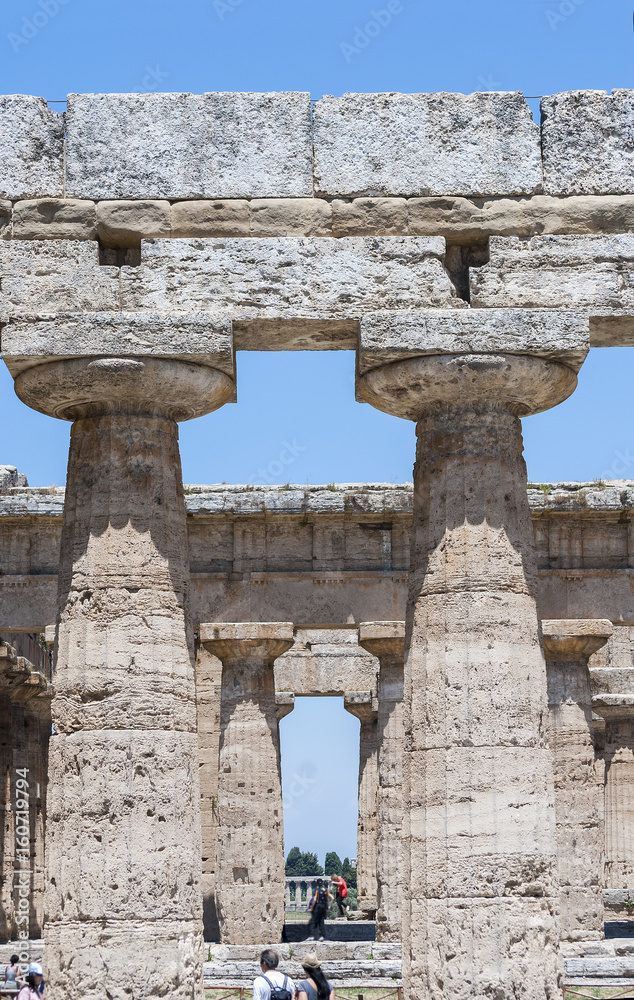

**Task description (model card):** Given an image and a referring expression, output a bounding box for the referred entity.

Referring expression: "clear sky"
[1,0,633,861]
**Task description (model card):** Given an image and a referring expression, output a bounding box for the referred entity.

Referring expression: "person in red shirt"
[330,874,348,918]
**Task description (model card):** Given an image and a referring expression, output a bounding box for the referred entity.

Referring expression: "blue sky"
[1,0,633,861]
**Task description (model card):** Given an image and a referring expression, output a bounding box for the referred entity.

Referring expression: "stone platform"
[284,919,376,942]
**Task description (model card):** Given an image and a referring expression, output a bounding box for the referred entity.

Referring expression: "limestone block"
[542,90,634,195]
[250,198,332,236]
[121,237,463,351]
[96,200,170,247]
[358,308,589,375]
[1,312,234,378]
[0,201,11,239]
[171,200,249,238]
[313,92,542,198]
[0,96,64,199]
[12,198,97,240]
[332,198,407,236]
[0,239,119,317]
[65,92,312,199]
[470,234,634,346]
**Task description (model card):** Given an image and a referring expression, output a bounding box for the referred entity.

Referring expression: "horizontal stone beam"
[357,309,589,375]
[0,96,63,200]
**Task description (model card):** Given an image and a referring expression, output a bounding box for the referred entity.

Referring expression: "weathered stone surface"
[542,90,634,196]
[332,198,407,236]
[313,92,542,198]
[471,234,634,347]
[96,200,170,247]
[196,643,222,943]
[121,236,462,351]
[0,240,118,317]
[250,199,332,236]
[201,623,294,945]
[12,199,97,240]
[358,623,405,942]
[2,312,235,377]
[171,200,249,238]
[0,201,11,239]
[0,96,64,199]
[344,692,378,916]
[357,308,590,375]
[275,629,378,696]
[542,620,613,941]
[65,92,312,199]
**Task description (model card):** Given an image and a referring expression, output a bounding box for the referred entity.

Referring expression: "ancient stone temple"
[3,88,634,999]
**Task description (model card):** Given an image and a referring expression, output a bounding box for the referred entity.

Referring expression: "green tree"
[341,856,357,890]
[285,847,323,876]
[324,851,343,876]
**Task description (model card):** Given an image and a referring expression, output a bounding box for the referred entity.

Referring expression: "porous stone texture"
[170,200,250,238]
[196,644,222,942]
[12,199,97,241]
[0,465,28,491]
[358,623,405,942]
[313,92,541,198]
[542,620,613,941]
[96,200,170,247]
[357,308,590,376]
[65,92,312,199]
[542,90,634,196]
[0,96,64,200]
[332,198,408,237]
[470,234,634,347]
[0,240,119,318]
[359,354,569,1000]
[250,198,332,236]
[0,201,10,239]
[200,623,294,945]
[344,692,378,917]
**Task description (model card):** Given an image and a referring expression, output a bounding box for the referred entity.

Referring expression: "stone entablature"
[3,481,634,630]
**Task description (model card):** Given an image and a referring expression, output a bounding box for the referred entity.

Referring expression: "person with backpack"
[253,949,295,1000]
[306,878,333,942]
[330,874,348,918]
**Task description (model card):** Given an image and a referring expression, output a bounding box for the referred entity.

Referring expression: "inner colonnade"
[6,87,634,998]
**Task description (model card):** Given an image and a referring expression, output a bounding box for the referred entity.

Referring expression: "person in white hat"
[17,963,43,1000]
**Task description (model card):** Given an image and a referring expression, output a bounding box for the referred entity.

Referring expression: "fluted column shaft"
[593,706,634,887]
[344,693,378,915]
[359,624,405,942]
[358,348,582,1000]
[542,620,612,941]
[201,623,294,944]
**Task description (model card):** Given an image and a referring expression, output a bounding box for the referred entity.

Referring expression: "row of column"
[4,333,601,998]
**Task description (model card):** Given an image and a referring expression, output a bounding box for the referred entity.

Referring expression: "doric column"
[196,642,223,943]
[358,622,405,942]
[8,346,235,999]
[200,623,294,944]
[344,690,378,916]
[357,309,588,1000]
[542,619,613,941]
[592,693,634,889]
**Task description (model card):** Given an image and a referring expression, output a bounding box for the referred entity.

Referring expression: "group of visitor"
[306,874,348,941]
[254,948,334,1000]
[3,957,44,997]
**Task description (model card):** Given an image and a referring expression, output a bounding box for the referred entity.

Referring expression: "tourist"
[16,964,43,1000]
[330,874,348,917]
[4,954,22,990]
[297,952,334,1000]
[306,878,332,942]
[253,949,295,1000]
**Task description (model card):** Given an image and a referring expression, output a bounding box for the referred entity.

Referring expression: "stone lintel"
[44,625,55,649]
[1,312,235,380]
[358,621,405,662]
[275,691,295,721]
[542,618,613,661]
[592,694,634,721]
[357,309,590,377]
[344,690,378,722]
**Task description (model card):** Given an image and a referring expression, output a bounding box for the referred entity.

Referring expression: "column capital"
[200,622,294,664]
[344,689,378,722]
[356,310,588,421]
[275,691,295,721]
[358,621,405,662]
[542,618,613,661]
